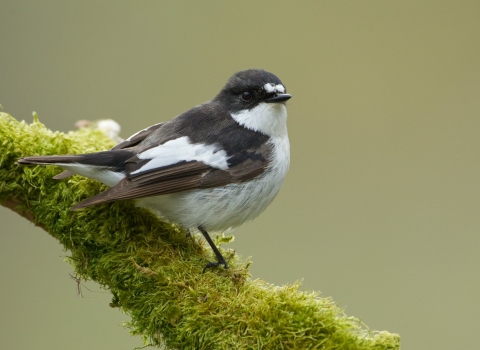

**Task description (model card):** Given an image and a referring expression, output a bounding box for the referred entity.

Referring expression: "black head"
[214,69,291,113]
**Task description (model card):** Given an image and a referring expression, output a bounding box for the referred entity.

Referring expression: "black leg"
[198,226,229,272]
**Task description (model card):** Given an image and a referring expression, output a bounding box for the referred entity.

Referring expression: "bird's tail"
[18,150,133,169]
[18,150,133,185]
[18,155,88,165]
[18,155,92,180]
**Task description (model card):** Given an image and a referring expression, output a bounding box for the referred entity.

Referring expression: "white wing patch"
[131,136,230,174]
[263,83,285,94]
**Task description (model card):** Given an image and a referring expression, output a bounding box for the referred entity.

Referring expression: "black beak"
[265,93,292,103]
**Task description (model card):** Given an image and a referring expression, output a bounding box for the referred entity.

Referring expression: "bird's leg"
[198,226,229,272]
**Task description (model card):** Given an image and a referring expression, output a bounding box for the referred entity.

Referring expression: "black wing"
[70,142,272,210]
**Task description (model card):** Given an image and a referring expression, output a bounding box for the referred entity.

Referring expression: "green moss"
[0,111,400,349]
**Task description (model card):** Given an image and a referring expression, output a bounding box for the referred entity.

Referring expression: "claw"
[202,259,229,273]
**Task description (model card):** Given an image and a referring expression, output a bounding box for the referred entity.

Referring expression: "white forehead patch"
[263,83,285,94]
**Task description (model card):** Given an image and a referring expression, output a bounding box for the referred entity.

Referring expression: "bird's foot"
[197,226,230,273]
[202,259,229,273]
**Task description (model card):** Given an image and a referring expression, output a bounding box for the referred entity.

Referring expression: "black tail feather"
[18,150,133,172]
[18,155,84,165]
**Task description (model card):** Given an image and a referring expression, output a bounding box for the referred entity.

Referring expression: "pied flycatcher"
[18,69,292,271]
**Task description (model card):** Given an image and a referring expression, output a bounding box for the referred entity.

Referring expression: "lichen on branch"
[0,111,400,349]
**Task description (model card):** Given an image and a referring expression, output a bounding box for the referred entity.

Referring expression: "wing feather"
[70,175,202,210]
[111,122,164,150]
[70,143,273,210]
[68,112,274,212]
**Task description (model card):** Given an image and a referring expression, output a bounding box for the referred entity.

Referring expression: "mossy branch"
[0,111,400,349]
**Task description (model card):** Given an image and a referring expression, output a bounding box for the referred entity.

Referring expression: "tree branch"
[0,111,400,349]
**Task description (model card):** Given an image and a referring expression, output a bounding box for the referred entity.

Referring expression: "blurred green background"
[1,1,479,349]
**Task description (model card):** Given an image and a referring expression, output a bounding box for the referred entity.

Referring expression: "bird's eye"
[240,91,253,102]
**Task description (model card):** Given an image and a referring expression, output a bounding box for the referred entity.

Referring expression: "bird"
[18,69,292,271]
